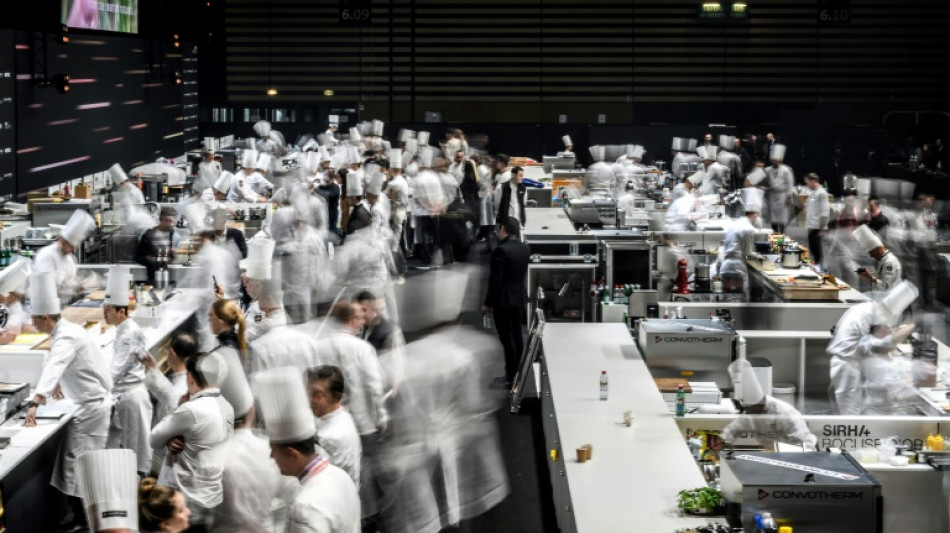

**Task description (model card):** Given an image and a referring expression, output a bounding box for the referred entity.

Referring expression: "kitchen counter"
[747,259,854,301]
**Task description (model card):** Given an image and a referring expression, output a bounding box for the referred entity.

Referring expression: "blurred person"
[135,207,181,284]
[496,165,526,226]
[355,289,406,393]
[721,360,817,451]
[24,272,112,533]
[249,320,321,376]
[717,135,744,190]
[111,163,146,208]
[150,355,234,524]
[482,217,531,389]
[697,146,727,196]
[827,280,917,414]
[230,150,267,203]
[103,267,153,476]
[665,176,708,230]
[308,365,362,485]
[75,449,140,533]
[203,298,255,421]
[210,208,248,259]
[195,150,222,194]
[324,123,340,144]
[316,169,343,235]
[703,132,714,147]
[474,154,495,245]
[714,188,766,300]
[249,153,276,196]
[803,173,830,266]
[257,367,360,533]
[670,137,700,179]
[271,208,325,324]
[585,146,614,193]
[860,320,920,416]
[139,478,191,533]
[865,195,890,234]
[852,224,903,292]
[0,257,34,344]
[200,170,233,210]
[34,209,94,296]
[764,144,795,234]
[735,136,753,174]
[240,238,286,341]
[448,149,467,182]
[412,147,447,267]
[559,134,574,156]
[142,332,196,479]
[908,194,938,307]
[385,149,411,255]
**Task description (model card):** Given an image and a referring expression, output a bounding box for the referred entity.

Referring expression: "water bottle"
[599,371,608,401]
[675,384,686,416]
[483,314,492,329]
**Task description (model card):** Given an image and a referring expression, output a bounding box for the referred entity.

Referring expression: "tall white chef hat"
[28,271,60,315]
[389,148,403,169]
[256,153,273,170]
[331,150,348,171]
[269,130,286,148]
[729,359,765,407]
[76,449,139,532]
[60,209,96,248]
[740,187,764,214]
[604,145,625,161]
[418,146,436,168]
[253,120,272,137]
[301,138,319,152]
[213,171,234,194]
[404,138,418,156]
[562,135,573,147]
[719,135,736,149]
[182,203,209,233]
[630,145,646,159]
[304,151,320,172]
[367,171,386,196]
[398,128,415,142]
[687,138,698,151]
[0,256,32,296]
[589,145,606,162]
[256,366,314,444]
[852,224,883,252]
[417,131,431,146]
[346,146,362,166]
[349,127,362,143]
[242,150,259,168]
[245,138,256,150]
[318,146,331,163]
[371,119,384,137]
[746,168,766,186]
[198,350,254,418]
[316,133,329,146]
[877,280,918,322]
[687,170,705,186]
[104,265,132,307]
[245,237,276,280]
[671,137,688,151]
[108,163,130,184]
[770,144,786,162]
[698,146,717,161]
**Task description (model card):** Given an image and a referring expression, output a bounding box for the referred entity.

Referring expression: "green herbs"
[676,487,723,512]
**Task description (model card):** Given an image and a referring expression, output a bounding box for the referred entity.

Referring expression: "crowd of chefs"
[3,118,947,530]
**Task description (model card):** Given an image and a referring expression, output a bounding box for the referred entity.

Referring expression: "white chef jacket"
[247,171,275,196]
[448,161,465,182]
[315,407,362,486]
[439,171,459,203]
[34,241,79,294]
[385,175,410,212]
[508,181,521,222]
[229,170,263,202]
[245,304,288,343]
[249,325,321,376]
[314,325,389,435]
[107,318,153,472]
[872,252,902,291]
[287,459,361,533]
[145,367,188,476]
[721,396,818,451]
[805,186,830,231]
[664,193,704,231]
[584,162,613,192]
[212,428,286,532]
[116,182,146,207]
[826,302,876,415]
[150,388,234,509]
[206,345,254,419]
[195,161,222,193]
[110,318,147,388]
[411,170,445,217]
[699,162,727,196]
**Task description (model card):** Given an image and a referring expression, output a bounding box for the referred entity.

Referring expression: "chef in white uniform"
[0,257,33,343]
[250,152,276,195]
[151,354,234,523]
[200,170,233,209]
[195,151,222,195]
[258,367,361,533]
[76,449,140,533]
[670,137,700,179]
[558,135,574,157]
[717,135,744,190]
[714,188,766,299]
[585,145,613,193]
[385,149,411,250]
[241,237,286,342]
[24,271,113,532]
[230,150,266,203]
[721,360,817,451]
[665,174,706,230]
[697,146,727,196]
[34,209,95,297]
[111,163,146,208]
[102,265,153,475]
[308,365,362,486]
[142,331,195,477]
[764,144,795,234]
[852,224,903,292]
[859,319,920,416]
[827,280,917,414]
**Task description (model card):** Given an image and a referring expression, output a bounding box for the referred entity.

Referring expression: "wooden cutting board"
[654,377,692,394]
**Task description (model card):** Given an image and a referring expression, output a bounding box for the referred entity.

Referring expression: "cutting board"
[654,377,692,394]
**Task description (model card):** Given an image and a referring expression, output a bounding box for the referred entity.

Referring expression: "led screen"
[63,0,139,34]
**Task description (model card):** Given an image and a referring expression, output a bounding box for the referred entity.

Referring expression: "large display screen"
[63,0,139,34]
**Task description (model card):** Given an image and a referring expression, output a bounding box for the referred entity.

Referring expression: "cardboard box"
[73,184,92,199]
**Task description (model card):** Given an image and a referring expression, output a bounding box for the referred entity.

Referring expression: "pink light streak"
[130,123,148,130]
[103,137,124,144]
[15,74,32,81]
[70,78,96,84]
[47,119,79,126]
[93,126,111,132]
[14,44,28,50]
[28,103,43,109]
[16,147,42,154]
[30,155,91,173]
[122,100,143,105]
[77,102,111,110]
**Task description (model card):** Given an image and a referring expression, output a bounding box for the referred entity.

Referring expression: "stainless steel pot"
[781,247,802,268]
[249,207,266,220]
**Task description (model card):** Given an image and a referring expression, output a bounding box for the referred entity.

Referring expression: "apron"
[52,398,112,497]
[107,384,154,473]
[829,355,864,415]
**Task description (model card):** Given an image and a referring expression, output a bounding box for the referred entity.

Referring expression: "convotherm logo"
[655,336,664,343]
[758,489,769,500]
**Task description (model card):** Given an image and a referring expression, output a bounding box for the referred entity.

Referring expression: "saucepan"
[780,247,803,269]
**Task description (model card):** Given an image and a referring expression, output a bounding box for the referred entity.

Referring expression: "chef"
[201,170,233,209]
[366,168,393,239]
[150,355,234,525]
[0,256,33,343]
[697,146,727,196]
[257,366,360,533]
[254,120,279,156]
[860,319,919,416]
[827,280,917,414]
[803,173,830,266]
[308,365,362,485]
[241,237,286,342]
[230,150,266,203]
[559,135,574,156]
[34,209,95,297]
[385,148,411,254]
[851,224,903,292]
[665,174,706,230]
[24,271,113,533]
[111,163,146,208]
[201,299,256,423]
[670,137,699,179]
[76,449,140,533]
[714,188,766,299]
[250,152,276,196]
[717,135,744,190]
[325,123,340,145]
[142,331,195,478]
[585,145,613,193]
[721,360,817,451]
[195,150,222,195]
[764,144,795,234]
[103,265,153,476]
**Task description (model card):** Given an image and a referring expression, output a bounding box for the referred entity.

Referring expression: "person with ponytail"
[139,478,191,533]
[200,298,255,424]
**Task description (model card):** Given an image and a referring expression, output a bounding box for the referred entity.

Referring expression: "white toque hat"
[739,187,764,214]
[213,171,234,194]
[256,153,273,170]
[349,127,361,143]
[76,449,139,532]
[671,137,689,151]
[198,350,254,418]
[630,145,645,159]
[719,135,736,149]
[398,129,415,142]
[366,171,386,196]
[371,119,384,136]
[301,138,318,151]
[346,146,362,166]
[242,150,259,168]
[770,144,786,162]
[104,265,132,307]
[256,366,315,444]
[746,168,766,186]
[729,359,765,407]
[877,280,918,322]
[417,146,436,168]
[0,256,32,296]
[60,210,96,248]
[687,170,705,186]
[562,135,573,147]
[698,146,718,161]
[253,120,272,137]
[108,163,130,184]
[417,131,431,146]
[389,148,403,170]
[28,271,60,315]
[852,224,883,252]
[245,238,276,280]
[589,145,605,162]
[687,138,698,151]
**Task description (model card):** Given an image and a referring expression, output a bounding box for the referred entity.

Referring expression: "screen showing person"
[63,0,139,33]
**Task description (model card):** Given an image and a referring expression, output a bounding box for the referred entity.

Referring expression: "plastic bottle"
[927,434,936,451]
[675,384,686,416]
[935,434,944,452]
[599,371,608,401]
[621,311,628,327]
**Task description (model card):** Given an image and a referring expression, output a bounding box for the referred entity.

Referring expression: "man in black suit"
[495,166,526,226]
[210,208,248,258]
[482,217,531,389]
[135,207,179,283]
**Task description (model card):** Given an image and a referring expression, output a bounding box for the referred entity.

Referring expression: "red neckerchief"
[297,455,329,484]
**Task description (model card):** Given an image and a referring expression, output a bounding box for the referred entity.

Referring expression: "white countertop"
[0,399,76,479]
[523,207,581,237]
[542,323,724,531]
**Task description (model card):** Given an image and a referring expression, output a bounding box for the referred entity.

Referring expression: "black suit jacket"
[496,181,527,225]
[223,227,248,259]
[135,227,177,281]
[484,236,531,308]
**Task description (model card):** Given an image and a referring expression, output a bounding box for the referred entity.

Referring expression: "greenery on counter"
[676,487,723,512]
